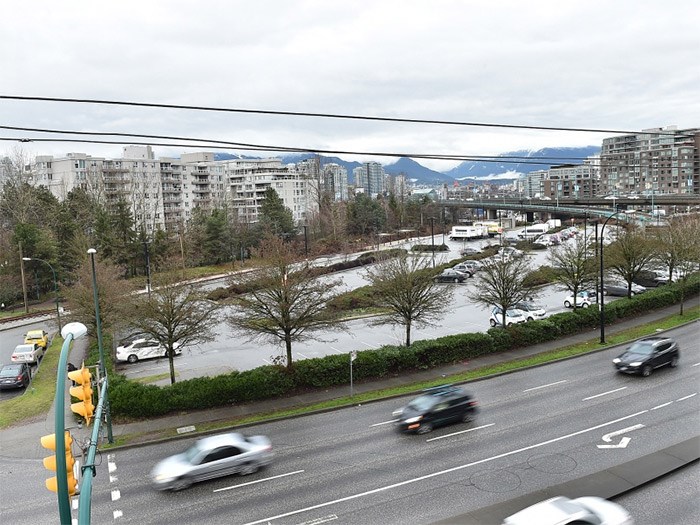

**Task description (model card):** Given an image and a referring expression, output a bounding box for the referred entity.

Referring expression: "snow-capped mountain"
[211,146,601,186]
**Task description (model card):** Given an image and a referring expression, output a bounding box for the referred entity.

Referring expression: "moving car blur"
[151,432,273,491]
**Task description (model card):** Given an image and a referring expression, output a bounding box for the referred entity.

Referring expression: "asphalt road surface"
[3,322,693,525]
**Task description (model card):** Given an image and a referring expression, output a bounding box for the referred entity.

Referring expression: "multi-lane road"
[3,322,696,524]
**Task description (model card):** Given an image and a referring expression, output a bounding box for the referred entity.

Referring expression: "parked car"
[24,329,49,350]
[503,496,633,525]
[603,281,647,297]
[489,306,527,327]
[116,338,182,364]
[459,247,481,256]
[613,336,680,377]
[433,269,466,283]
[452,263,476,277]
[150,432,274,491]
[514,301,547,321]
[392,385,478,434]
[563,291,594,308]
[11,343,44,364]
[0,363,32,390]
[498,246,524,258]
[633,270,670,288]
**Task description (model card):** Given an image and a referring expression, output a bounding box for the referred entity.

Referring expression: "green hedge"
[109,275,700,420]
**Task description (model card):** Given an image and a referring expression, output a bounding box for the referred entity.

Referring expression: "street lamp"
[23,257,62,332]
[599,210,621,344]
[87,248,113,443]
[53,321,88,524]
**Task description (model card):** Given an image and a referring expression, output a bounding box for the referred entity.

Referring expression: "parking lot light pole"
[23,257,62,332]
[87,248,113,443]
[599,210,621,344]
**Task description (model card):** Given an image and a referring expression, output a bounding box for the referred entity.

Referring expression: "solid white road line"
[213,470,305,493]
[583,386,627,401]
[523,380,568,392]
[243,409,649,525]
[426,423,495,442]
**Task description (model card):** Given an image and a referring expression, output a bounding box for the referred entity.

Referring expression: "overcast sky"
[1,0,698,171]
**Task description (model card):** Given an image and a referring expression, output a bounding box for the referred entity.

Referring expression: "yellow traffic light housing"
[40,432,78,495]
[68,363,94,425]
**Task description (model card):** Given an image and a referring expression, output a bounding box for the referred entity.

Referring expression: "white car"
[563,291,594,308]
[489,307,527,327]
[503,496,633,525]
[116,338,182,363]
[151,432,274,491]
[514,301,547,321]
[11,343,44,364]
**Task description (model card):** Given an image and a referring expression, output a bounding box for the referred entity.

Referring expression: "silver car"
[503,496,633,525]
[151,432,273,491]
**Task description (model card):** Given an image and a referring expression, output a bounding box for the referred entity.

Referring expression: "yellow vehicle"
[25,329,49,350]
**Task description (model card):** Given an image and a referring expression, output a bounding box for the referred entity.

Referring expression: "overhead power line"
[0,94,680,136]
[0,125,597,165]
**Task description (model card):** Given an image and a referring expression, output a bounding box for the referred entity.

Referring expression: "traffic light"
[68,363,94,425]
[40,431,78,495]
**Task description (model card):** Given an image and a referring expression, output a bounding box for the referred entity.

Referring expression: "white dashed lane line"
[523,380,568,392]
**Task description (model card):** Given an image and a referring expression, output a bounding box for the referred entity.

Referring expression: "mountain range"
[213,145,600,186]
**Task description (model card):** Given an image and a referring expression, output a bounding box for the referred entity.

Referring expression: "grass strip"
[0,337,64,428]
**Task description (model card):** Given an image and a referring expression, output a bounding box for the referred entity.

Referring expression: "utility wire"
[0,125,596,164]
[0,94,686,136]
[1,136,584,166]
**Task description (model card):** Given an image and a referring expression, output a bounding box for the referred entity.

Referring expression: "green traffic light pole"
[77,376,109,524]
[53,322,88,525]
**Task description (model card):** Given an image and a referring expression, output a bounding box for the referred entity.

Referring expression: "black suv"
[392,385,478,434]
[613,336,680,377]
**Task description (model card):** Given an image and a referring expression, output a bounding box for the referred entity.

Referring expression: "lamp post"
[53,321,88,524]
[599,210,621,344]
[430,217,435,268]
[23,257,62,332]
[87,249,113,443]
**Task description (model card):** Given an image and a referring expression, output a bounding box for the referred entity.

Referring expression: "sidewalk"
[3,301,696,459]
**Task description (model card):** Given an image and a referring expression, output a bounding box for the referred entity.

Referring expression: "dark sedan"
[433,269,466,283]
[0,363,31,390]
[603,281,647,297]
[613,336,679,377]
[392,384,478,434]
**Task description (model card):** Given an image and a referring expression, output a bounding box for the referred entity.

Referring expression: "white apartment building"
[28,147,317,233]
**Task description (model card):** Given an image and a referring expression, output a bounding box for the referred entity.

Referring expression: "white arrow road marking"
[597,423,645,448]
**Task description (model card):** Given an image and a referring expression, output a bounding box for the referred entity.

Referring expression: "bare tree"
[548,238,597,308]
[654,215,700,315]
[226,234,346,368]
[605,225,658,298]
[124,273,222,384]
[364,253,452,346]
[468,256,536,327]
[61,252,134,340]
